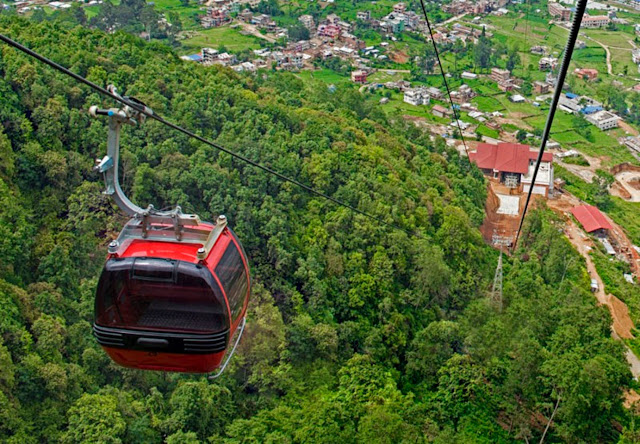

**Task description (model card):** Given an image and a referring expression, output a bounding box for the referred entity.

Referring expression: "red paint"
[103,346,225,373]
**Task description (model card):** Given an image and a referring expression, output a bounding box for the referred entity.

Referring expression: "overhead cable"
[0,33,416,237]
[417,0,471,158]
[513,0,587,249]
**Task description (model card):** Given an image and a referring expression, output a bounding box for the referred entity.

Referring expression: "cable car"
[89,88,250,375]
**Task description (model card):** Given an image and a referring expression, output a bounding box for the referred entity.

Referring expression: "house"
[318,24,341,39]
[548,1,571,20]
[393,2,406,13]
[351,70,368,84]
[539,57,557,71]
[624,136,640,153]
[451,84,476,103]
[498,81,514,92]
[404,88,430,106]
[531,45,547,55]
[180,54,203,62]
[534,81,550,94]
[509,94,525,103]
[633,49,640,64]
[298,14,315,30]
[202,47,219,64]
[432,104,453,118]
[576,40,586,49]
[239,9,253,22]
[574,68,598,81]
[461,71,478,80]
[357,10,371,21]
[490,67,511,83]
[571,204,612,234]
[427,86,443,99]
[469,142,555,195]
[585,110,619,130]
[582,15,610,28]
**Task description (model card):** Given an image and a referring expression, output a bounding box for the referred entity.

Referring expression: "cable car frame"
[91,87,250,377]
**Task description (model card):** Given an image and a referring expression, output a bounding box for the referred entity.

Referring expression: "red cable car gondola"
[89,88,250,375]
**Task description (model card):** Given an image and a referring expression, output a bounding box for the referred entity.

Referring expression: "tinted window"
[96,258,228,333]
[215,241,248,321]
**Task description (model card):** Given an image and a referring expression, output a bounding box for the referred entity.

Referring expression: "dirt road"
[238,23,277,43]
[549,196,640,377]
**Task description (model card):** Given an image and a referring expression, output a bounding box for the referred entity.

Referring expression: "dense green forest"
[0,16,638,443]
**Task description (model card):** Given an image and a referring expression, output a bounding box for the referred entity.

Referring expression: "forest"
[0,16,638,443]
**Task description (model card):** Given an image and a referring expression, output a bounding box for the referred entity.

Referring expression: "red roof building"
[469,142,554,195]
[570,204,612,233]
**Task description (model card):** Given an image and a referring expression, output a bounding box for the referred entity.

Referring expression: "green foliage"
[0,16,635,443]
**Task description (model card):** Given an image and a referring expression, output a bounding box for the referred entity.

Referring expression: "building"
[582,15,610,28]
[451,84,476,103]
[548,1,571,20]
[202,47,219,64]
[357,10,371,21]
[574,68,598,81]
[461,71,478,80]
[298,14,315,29]
[469,142,555,195]
[539,57,557,71]
[571,204,612,234]
[633,49,640,64]
[624,136,640,153]
[432,104,453,118]
[427,86,443,99]
[490,67,511,83]
[318,24,341,39]
[531,45,547,55]
[509,94,525,103]
[351,70,368,84]
[393,2,406,13]
[576,40,586,49]
[534,81,550,94]
[585,110,619,130]
[403,88,430,106]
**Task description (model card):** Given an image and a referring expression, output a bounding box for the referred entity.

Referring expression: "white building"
[585,110,619,130]
[403,88,430,106]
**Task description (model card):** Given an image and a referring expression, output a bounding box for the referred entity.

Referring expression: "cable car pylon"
[90,86,251,376]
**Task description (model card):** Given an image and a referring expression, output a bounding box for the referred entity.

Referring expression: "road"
[589,37,615,76]
[441,12,467,26]
[552,200,640,377]
[238,22,277,43]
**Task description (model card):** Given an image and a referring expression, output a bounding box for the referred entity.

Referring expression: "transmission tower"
[490,230,510,311]
[491,249,503,311]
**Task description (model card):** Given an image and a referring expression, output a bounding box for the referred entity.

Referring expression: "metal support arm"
[91,85,204,241]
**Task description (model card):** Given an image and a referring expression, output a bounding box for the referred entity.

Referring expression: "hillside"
[0,17,636,443]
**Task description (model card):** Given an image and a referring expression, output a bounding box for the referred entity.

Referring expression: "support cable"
[0,32,416,237]
[417,0,471,157]
[513,0,587,249]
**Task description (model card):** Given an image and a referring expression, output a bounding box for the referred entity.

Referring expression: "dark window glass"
[215,241,248,321]
[96,258,228,333]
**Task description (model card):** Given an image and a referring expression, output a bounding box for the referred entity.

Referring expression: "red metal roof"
[570,204,612,232]
[469,142,553,174]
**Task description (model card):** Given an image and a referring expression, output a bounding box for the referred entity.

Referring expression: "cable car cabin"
[93,214,250,373]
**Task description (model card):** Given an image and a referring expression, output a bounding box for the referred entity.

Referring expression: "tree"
[506,48,520,71]
[63,393,126,444]
[516,129,527,142]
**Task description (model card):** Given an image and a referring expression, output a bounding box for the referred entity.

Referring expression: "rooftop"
[571,204,612,233]
[469,142,552,174]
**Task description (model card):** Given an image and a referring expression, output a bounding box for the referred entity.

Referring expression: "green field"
[180,26,263,53]
[297,68,350,85]
[368,70,408,83]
